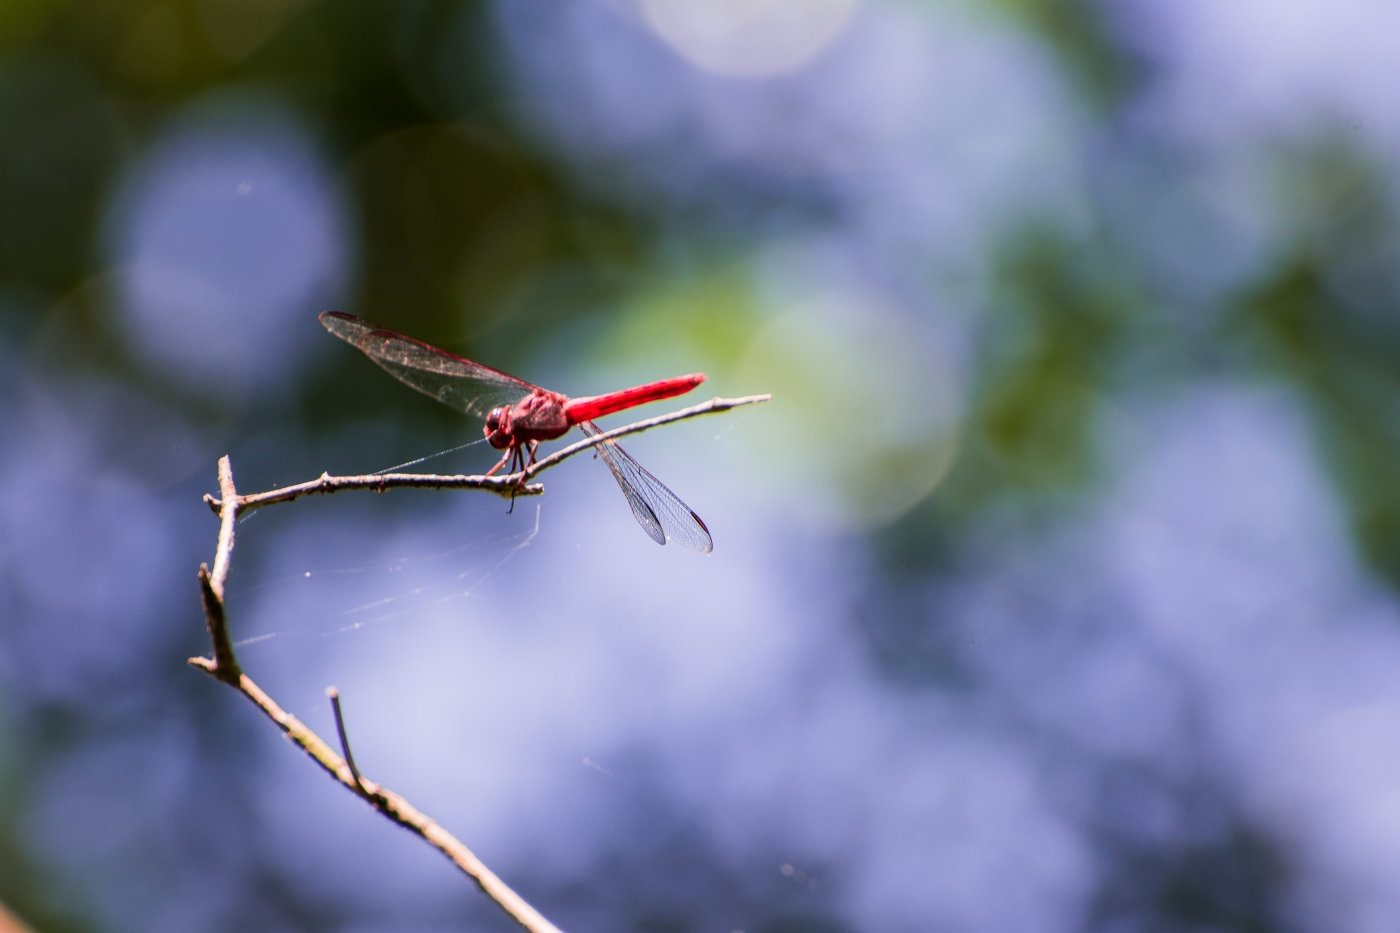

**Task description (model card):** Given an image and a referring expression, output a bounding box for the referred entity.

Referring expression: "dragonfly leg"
[507,444,527,513]
[483,448,513,478]
[508,441,539,506]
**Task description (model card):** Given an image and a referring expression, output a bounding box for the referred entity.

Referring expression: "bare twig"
[197,564,241,685]
[206,471,542,516]
[209,456,239,599]
[522,393,771,479]
[198,457,243,684]
[189,457,566,933]
[325,687,368,796]
[187,393,768,933]
[205,394,770,515]
[188,657,563,933]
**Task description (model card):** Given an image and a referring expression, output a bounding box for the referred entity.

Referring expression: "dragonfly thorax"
[483,388,572,450]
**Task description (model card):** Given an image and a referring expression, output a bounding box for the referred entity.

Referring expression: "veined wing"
[320,312,533,419]
[580,421,713,553]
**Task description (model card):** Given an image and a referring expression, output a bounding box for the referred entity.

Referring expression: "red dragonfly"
[320,311,713,552]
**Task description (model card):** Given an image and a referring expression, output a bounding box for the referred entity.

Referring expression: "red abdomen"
[563,373,706,424]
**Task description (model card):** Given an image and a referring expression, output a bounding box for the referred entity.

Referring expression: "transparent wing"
[320,312,533,419]
[580,421,713,553]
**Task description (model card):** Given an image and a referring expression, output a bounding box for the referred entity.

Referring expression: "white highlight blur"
[734,282,962,530]
[640,0,860,77]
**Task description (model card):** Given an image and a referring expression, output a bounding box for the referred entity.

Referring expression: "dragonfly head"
[484,407,513,449]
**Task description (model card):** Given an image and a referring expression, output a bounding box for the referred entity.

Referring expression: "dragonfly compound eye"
[484,407,513,449]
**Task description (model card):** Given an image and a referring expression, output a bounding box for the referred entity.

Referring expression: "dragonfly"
[320,311,714,552]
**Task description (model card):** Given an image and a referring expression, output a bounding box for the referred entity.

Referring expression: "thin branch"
[188,658,563,933]
[187,392,768,933]
[205,472,541,515]
[522,393,771,479]
[197,564,241,685]
[205,394,770,516]
[189,456,567,933]
[199,457,242,684]
[326,687,368,796]
[209,456,239,599]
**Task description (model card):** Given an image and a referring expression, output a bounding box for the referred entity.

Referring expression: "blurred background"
[4,0,1400,930]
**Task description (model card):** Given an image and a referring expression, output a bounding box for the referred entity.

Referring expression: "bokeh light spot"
[107,100,349,396]
[641,0,861,77]
[735,297,961,530]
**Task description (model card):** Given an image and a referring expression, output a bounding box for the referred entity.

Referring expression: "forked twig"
[198,458,242,684]
[187,394,768,933]
[189,456,565,933]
